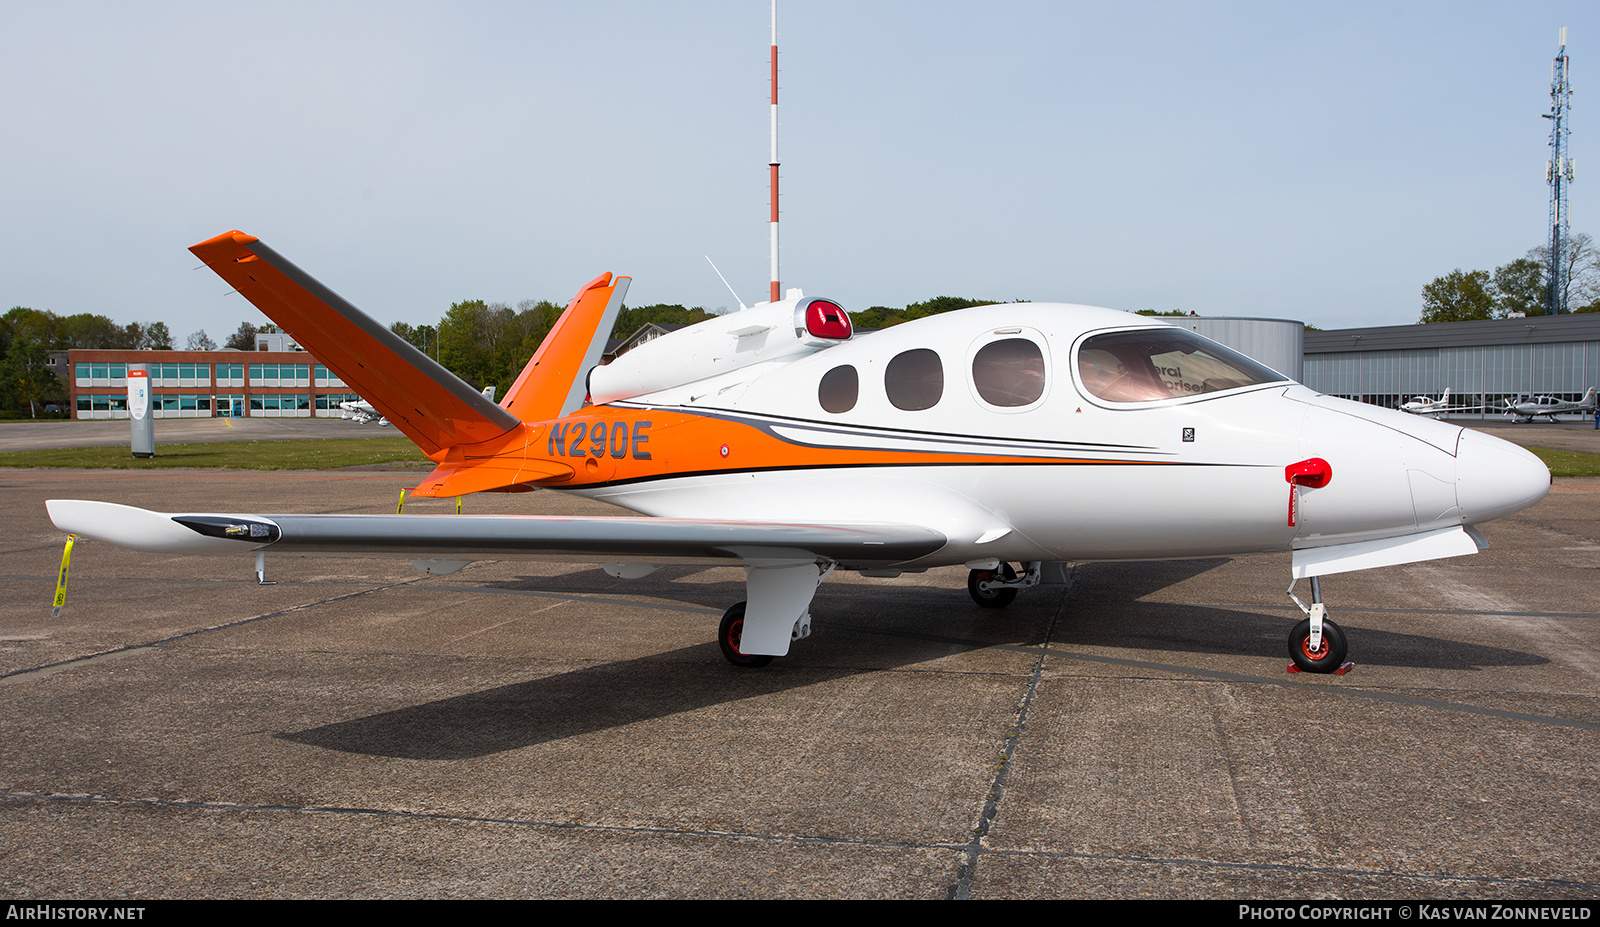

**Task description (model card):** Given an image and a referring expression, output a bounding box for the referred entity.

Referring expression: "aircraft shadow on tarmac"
[278,559,1546,760]
[1060,560,1549,673]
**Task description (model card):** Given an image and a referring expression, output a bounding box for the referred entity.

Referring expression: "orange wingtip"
[189,230,259,257]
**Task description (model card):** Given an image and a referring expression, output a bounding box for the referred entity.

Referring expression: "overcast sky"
[3,1,1598,341]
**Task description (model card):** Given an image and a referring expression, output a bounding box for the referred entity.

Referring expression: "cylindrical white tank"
[1170,317,1304,382]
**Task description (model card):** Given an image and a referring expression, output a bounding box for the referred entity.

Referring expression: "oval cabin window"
[885,349,944,411]
[818,365,858,413]
[972,338,1045,407]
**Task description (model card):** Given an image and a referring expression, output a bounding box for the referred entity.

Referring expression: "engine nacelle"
[589,295,851,405]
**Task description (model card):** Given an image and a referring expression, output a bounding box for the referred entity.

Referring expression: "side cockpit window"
[1078,329,1284,403]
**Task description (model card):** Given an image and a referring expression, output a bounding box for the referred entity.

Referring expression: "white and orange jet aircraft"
[48,231,1553,674]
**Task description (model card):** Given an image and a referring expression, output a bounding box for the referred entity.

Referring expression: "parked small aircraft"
[47,232,1553,674]
[1505,388,1598,423]
[337,399,386,425]
[1400,389,1454,417]
[340,387,492,425]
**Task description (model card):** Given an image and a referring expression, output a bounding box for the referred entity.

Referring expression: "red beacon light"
[796,298,852,341]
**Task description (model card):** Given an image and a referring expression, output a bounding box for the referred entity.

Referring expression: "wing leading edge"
[45,500,947,569]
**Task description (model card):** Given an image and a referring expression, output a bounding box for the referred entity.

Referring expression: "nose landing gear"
[1288,614,1349,673]
[1286,575,1353,674]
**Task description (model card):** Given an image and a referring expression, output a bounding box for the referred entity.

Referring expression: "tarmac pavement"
[1461,417,1600,453]
[0,460,1596,899]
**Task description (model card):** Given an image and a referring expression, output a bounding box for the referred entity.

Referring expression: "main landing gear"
[713,561,829,668]
[1286,575,1352,674]
[718,602,773,668]
[966,561,1042,609]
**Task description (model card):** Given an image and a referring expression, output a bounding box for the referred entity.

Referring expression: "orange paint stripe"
[502,409,1177,489]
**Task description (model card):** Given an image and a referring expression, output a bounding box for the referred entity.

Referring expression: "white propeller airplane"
[46,232,1553,674]
[1400,389,1456,417]
[337,398,386,425]
[339,387,493,425]
[1505,388,1598,423]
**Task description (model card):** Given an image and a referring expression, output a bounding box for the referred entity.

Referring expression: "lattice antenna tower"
[1546,26,1575,314]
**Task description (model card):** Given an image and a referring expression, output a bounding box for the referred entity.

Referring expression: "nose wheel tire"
[968,564,1019,609]
[1288,616,1348,674]
[718,602,773,668]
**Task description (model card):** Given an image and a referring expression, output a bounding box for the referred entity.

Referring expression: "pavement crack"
[947,568,1072,900]
[3,789,1594,895]
[0,577,431,683]
[0,789,959,853]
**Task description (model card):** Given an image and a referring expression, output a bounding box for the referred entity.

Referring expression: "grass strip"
[0,437,430,470]
[1525,445,1600,478]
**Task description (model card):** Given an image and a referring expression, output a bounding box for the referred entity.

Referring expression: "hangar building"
[1301,313,1600,416]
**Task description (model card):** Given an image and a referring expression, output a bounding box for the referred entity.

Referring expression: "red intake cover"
[1285,458,1333,488]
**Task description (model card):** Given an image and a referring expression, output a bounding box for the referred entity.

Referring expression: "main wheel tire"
[968,564,1019,609]
[1288,616,1348,673]
[718,602,773,668]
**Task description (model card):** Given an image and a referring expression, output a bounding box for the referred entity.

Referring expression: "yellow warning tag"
[51,535,77,618]
[397,488,409,514]
[456,495,463,515]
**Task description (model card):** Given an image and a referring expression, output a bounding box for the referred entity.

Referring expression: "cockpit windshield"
[1077,328,1287,403]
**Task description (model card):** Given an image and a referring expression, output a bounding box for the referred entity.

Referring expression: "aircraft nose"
[1455,429,1551,524]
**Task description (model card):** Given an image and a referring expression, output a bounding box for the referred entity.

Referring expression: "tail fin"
[190,231,519,457]
[502,272,630,421]
[1583,387,1598,410]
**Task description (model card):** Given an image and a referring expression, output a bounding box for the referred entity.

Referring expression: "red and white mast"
[768,1,781,303]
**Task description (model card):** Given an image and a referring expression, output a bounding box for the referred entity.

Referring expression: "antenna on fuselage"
[705,255,749,312]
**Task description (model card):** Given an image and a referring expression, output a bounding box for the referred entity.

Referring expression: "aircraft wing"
[46,500,947,569]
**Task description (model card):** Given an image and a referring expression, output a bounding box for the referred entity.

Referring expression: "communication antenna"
[705,255,749,312]
[769,0,781,303]
[1546,26,1575,314]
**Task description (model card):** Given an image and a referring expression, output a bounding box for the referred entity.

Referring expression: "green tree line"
[1421,233,1600,322]
[386,296,1026,398]
[1,307,181,417]
[387,299,724,398]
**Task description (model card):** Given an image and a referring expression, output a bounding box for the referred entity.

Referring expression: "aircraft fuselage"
[515,304,1550,570]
